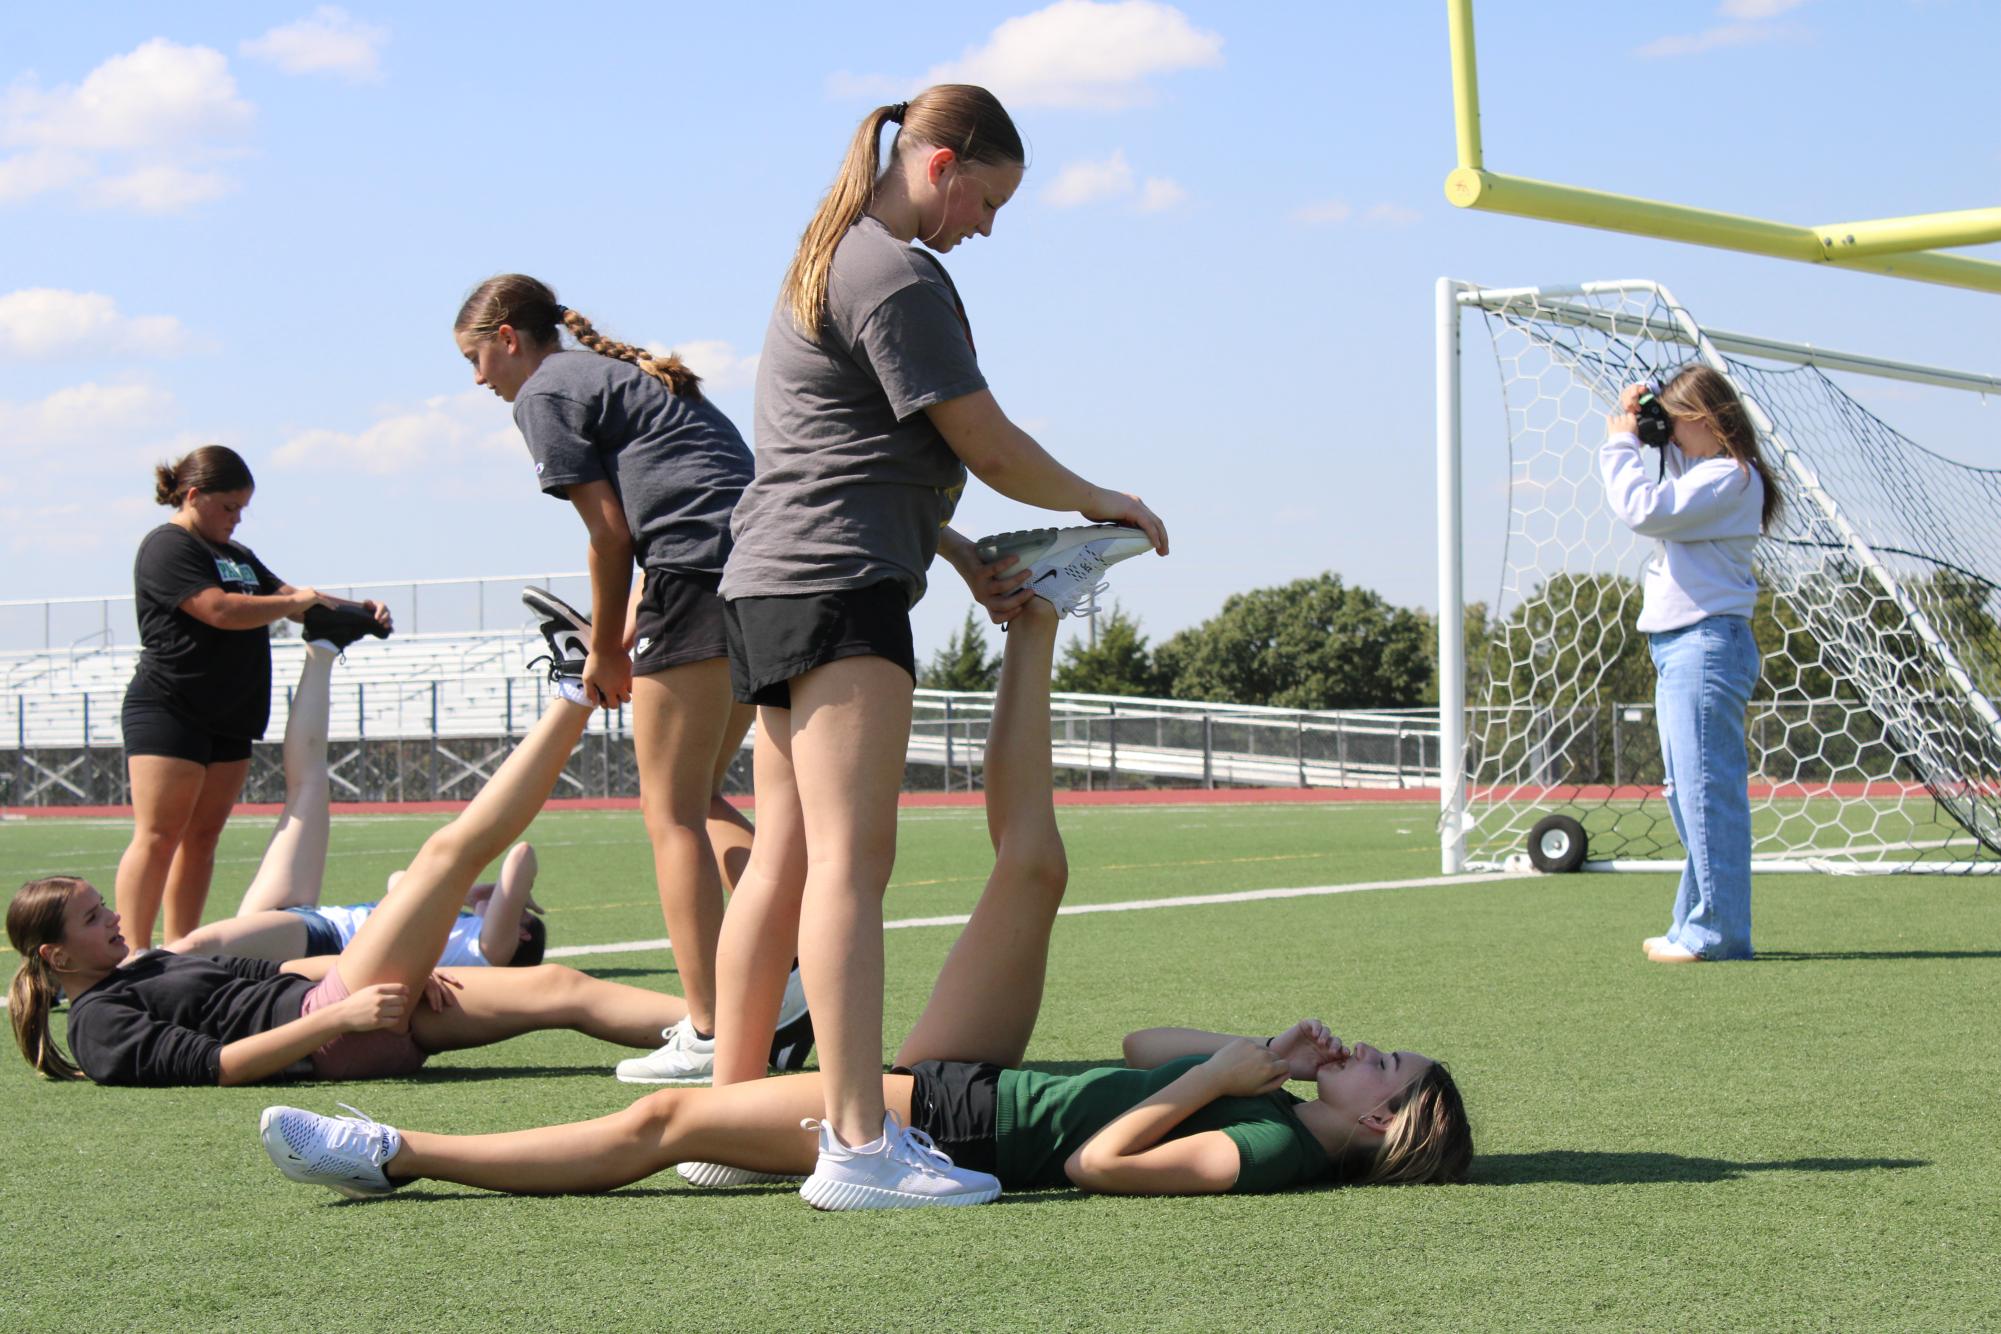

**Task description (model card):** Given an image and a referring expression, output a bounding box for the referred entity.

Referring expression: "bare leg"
[161,756,251,942]
[789,655,913,1146]
[408,964,688,1051]
[165,911,311,962]
[235,645,339,915]
[710,711,806,1087]
[115,754,206,949]
[631,660,736,1034]
[897,600,1067,1067]
[708,701,757,892]
[385,1073,917,1194]
[477,843,538,967]
[334,699,592,998]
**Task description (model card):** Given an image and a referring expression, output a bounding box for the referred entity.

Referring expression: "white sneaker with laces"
[976,524,1154,618]
[616,1016,716,1085]
[798,1112,1001,1210]
[259,1103,402,1199]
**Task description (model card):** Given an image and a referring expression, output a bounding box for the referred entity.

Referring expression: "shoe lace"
[330,1102,392,1166]
[885,1114,958,1174]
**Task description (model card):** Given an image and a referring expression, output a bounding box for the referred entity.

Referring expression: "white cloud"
[1136,177,1186,212]
[1640,1,1811,58]
[649,339,760,393]
[272,389,521,475]
[1043,150,1134,207]
[241,8,389,82]
[3,39,251,152]
[0,289,193,359]
[83,163,233,212]
[1718,0,1808,17]
[1288,199,1353,226]
[837,0,1223,112]
[0,380,176,452]
[0,148,90,204]
[1362,202,1421,227]
[0,38,252,211]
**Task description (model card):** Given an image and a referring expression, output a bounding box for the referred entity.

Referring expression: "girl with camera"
[1602,367,1782,962]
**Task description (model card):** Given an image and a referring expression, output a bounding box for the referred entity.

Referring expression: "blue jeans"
[1649,615,1759,959]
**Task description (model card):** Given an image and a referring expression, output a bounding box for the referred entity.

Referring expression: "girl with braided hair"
[454,277,772,1082]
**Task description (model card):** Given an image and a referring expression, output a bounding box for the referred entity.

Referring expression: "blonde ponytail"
[781,85,1023,340]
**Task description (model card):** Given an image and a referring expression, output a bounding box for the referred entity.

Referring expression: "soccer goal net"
[1436,278,2001,875]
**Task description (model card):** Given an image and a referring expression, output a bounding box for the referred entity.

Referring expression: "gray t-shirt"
[513,350,752,576]
[721,216,984,606]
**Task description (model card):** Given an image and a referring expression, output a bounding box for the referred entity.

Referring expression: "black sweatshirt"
[66,953,316,1086]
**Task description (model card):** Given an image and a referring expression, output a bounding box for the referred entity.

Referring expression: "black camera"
[1634,386,1673,448]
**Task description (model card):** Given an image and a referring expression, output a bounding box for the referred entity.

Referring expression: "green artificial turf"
[3,801,1997,1331]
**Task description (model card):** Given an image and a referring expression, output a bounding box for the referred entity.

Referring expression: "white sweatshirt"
[1598,431,1765,633]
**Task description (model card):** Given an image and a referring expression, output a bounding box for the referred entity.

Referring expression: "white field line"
[0,870,1524,1005]
[544,871,1521,959]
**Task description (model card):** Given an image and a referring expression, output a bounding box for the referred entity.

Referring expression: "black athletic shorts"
[632,568,729,676]
[121,677,253,765]
[896,1058,1001,1174]
[722,580,915,709]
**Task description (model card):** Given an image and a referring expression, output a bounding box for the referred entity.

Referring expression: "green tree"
[1154,573,1432,708]
[918,606,1002,691]
[1052,603,1165,696]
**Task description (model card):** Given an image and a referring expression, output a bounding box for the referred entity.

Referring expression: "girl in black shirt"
[10,691,687,1087]
[115,445,391,950]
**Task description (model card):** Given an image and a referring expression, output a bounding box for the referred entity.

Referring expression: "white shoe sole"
[798,1174,1001,1210]
[975,524,1146,566]
[678,1161,802,1188]
[615,1070,714,1086]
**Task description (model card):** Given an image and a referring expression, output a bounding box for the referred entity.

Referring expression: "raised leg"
[788,655,913,1146]
[631,659,736,1034]
[384,1073,917,1194]
[710,708,806,1087]
[235,645,339,916]
[334,699,591,999]
[896,600,1067,1067]
[477,842,539,966]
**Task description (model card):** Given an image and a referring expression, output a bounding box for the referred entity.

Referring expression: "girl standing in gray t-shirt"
[714,83,1167,1211]
[453,275,759,1080]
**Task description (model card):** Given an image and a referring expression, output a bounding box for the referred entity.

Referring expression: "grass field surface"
[4,800,1997,1331]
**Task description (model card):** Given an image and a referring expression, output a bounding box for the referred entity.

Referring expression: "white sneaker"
[676,1161,802,1188]
[259,1104,401,1199]
[798,1112,1001,1210]
[616,1016,715,1085]
[976,524,1154,618]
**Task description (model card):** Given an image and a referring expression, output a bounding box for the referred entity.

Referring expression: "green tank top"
[994,1054,1331,1192]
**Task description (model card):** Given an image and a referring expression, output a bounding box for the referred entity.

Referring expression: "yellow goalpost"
[1442,0,2001,294]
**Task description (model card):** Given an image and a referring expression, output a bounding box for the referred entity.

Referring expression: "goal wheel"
[1527,815,1588,873]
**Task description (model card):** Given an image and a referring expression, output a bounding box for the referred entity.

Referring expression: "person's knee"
[624,1089,681,1143]
[996,839,1068,903]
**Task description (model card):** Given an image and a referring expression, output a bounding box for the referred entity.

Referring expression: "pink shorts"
[299,966,431,1081]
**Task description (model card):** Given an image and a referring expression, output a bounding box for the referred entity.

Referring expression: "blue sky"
[5,1,1997,661]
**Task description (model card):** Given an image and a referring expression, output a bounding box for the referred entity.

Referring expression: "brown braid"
[560,308,703,400]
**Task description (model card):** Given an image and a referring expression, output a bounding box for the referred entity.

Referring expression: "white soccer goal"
[1435,278,2001,875]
